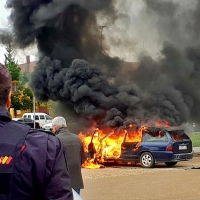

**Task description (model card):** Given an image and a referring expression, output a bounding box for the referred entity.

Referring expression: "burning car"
[80,125,193,168]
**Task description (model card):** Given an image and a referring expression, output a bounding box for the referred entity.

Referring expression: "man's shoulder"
[58,129,81,143]
[11,120,55,137]
[28,128,56,138]
[26,129,61,150]
[60,129,79,138]
[31,128,55,136]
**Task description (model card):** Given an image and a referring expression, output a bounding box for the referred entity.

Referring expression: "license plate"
[179,145,187,150]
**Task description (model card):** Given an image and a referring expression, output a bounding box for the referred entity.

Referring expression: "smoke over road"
[4,0,200,129]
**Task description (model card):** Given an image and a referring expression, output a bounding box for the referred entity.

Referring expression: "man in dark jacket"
[0,63,73,200]
[52,116,85,195]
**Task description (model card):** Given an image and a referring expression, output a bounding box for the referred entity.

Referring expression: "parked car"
[13,118,41,129]
[87,126,193,168]
[22,112,52,127]
[42,123,52,131]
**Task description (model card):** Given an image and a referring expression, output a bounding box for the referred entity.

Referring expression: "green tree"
[18,71,31,87]
[10,72,34,111]
[19,72,33,111]
[4,42,14,65]
[4,43,33,111]
[4,43,21,81]
[11,91,23,110]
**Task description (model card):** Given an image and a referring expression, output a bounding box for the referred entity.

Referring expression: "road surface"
[81,156,200,200]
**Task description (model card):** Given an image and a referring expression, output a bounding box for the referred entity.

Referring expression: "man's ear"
[6,91,12,109]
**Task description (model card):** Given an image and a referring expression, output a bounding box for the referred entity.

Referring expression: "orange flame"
[82,158,103,169]
[155,119,170,127]
[79,126,142,168]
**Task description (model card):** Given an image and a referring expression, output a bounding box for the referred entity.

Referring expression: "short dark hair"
[0,63,12,106]
[0,86,11,106]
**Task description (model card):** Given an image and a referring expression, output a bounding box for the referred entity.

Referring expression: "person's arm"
[44,135,73,200]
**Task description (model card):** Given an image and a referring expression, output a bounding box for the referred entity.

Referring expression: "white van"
[22,112,52,127]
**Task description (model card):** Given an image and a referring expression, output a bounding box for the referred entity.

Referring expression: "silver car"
[42,122,52,131]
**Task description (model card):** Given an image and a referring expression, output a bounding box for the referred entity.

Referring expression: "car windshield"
[46,115,52,120]
[168,130,190,141]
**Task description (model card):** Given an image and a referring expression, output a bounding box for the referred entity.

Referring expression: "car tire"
[165,162,178,167]
[140,152,155,168]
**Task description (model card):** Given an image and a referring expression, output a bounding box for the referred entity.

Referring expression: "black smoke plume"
[4,0,200,130]
[0,30,14,45]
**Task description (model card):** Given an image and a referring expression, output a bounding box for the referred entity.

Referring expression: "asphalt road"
[80,157,200,200]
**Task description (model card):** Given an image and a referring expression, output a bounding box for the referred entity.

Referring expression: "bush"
[190,132,200,147]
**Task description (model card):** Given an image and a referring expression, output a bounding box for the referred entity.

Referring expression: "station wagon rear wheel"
[140,152,155,168]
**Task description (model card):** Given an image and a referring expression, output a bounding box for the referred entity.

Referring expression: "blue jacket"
[0,106,73,200]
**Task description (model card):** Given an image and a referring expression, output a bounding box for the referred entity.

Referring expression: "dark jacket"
[56,127,85,190]
[0,106,73,200]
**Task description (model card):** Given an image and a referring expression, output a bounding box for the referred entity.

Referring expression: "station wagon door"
[142,132,169,161]
[121,131,142,160]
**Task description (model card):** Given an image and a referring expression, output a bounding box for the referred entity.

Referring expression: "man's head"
[0,63,12,109]
[52,116,67,133]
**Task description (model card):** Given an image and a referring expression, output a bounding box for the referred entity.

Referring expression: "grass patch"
[190,132,200,147]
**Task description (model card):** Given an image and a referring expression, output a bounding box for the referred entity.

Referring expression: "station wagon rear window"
[144,132,168,142]
[168,130,190,141]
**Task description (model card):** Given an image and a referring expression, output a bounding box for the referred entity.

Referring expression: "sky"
[0,0,9,63]
[0,0,196,64]
[0,0,161,65]
[0,0,8,27]
[0,0,170,64]
[0,0,37,64]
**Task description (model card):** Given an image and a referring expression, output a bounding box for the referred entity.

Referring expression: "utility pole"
[99,25,106,53]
